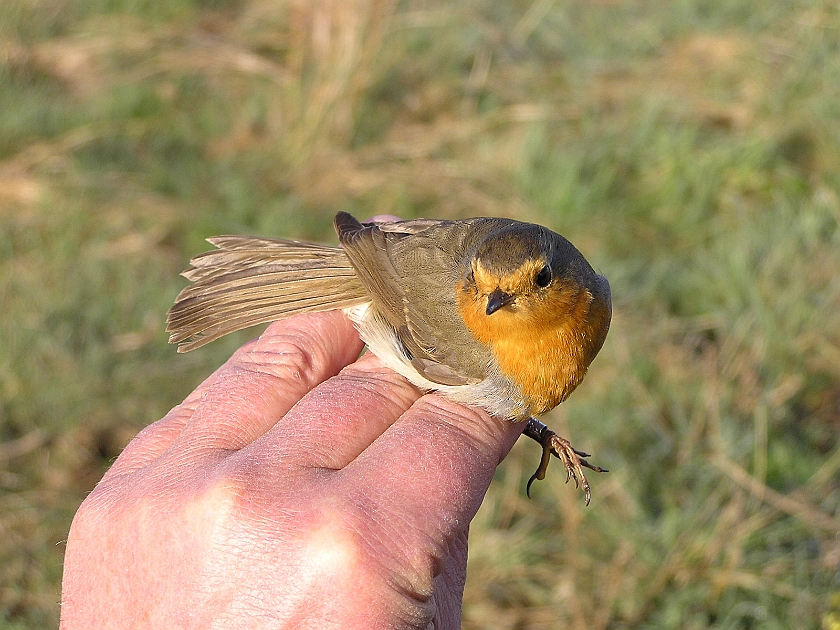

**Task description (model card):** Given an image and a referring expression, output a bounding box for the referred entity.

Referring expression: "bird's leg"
[522,417,608,505]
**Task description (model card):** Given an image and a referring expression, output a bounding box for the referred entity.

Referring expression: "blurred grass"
[1,0,839,627]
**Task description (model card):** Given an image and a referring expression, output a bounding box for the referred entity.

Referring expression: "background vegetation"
[2,0,839,627]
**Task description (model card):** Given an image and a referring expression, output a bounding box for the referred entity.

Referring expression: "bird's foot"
[522,417,607,505]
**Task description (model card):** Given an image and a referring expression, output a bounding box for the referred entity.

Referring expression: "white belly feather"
[343,302,525,419]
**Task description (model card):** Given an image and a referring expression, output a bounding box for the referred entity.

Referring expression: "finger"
[102,337,262,480]
[173,310,364,454]
[432,530,468,627]
[339,395,523,589]
[243,352,422,470]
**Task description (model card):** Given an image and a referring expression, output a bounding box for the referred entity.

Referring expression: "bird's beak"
[486,288,514,315]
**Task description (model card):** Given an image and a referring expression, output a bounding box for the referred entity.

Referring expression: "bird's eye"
[535,265,552,288]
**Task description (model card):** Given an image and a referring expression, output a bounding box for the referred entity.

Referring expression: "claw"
[522,417,607,505]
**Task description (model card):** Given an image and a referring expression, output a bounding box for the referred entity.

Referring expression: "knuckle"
[182,474,244,532]
[233,336,320,390]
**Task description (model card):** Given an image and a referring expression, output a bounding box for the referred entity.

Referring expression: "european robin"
[167,212,612,502]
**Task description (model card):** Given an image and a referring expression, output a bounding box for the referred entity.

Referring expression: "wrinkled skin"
[61,311,523,630]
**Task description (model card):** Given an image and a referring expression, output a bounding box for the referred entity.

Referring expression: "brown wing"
[334,212,504,384]
[167,235,368,352]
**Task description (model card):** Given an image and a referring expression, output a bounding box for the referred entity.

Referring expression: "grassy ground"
[2,0,839,627]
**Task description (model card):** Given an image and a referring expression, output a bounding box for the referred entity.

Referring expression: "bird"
[167,212,612,503]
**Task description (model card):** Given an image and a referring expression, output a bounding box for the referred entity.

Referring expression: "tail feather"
[177,265,359,299]
[167,236,369,352]
[182,237,343,281]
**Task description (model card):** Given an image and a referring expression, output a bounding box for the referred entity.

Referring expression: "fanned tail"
[167,236,369,352]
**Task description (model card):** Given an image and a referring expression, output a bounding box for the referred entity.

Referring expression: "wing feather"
[334,212,500,383]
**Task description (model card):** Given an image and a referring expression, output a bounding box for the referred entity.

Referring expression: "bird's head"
[455,223,611,410]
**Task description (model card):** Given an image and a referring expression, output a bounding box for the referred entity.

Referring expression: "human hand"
[60,310,523,629]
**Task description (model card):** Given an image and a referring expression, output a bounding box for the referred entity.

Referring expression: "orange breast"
[456,278,609,416]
